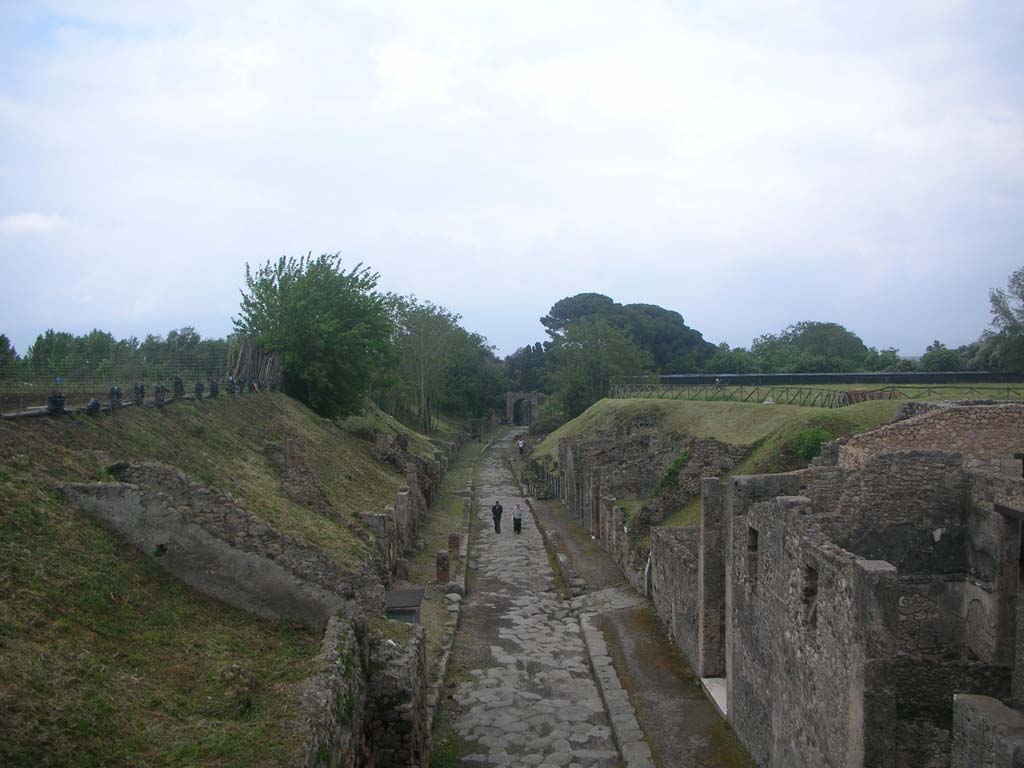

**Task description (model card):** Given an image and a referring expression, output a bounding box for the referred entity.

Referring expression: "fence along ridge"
[608,382,1024,409]
[0,337,281,417]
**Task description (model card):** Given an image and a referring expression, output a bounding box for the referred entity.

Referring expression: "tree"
[505,342,553,393]
[703,343,760,374]
[392,298,461,433]
[980,266,1024,373]
[919,340,964,372]
[235,253,393,418]
[549,318,653,417]
[0,334,17,369]
[540,293,715,373]
[439,329,507,419]
[751,321,869,372]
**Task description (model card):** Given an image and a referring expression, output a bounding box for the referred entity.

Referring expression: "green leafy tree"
[0,334,17,368]
[979,266,1024,373]
[703,343,760,374]
[751,321,869,372]
[919,340,964,372]
[235,253,393,418]
[541,293,714,373]
[549,318,653,417]
[392,298,462,433]
[439,329,507,419]
[862,347,903,371]
[505,342,553,392]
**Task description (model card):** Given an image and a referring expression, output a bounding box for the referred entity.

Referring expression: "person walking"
[517,438,525,457]
[491,500,503,534]
[512,502,524,534]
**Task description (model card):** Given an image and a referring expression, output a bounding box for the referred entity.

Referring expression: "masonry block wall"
[719,450,1020,768]
[727,490,898,767]
[366,623,429,767]
[650,526,701,667]
[838,402,1024,470]
[950,694,1024,768]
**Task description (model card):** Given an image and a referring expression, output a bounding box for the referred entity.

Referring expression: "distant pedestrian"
[517,438,525,457]
[513,502,524,534]
[491,500,503,534]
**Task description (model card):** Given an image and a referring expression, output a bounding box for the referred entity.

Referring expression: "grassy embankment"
[0,393,431,768]
[532,397,903,528]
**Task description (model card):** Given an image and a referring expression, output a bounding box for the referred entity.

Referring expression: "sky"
[1,1,1022,359]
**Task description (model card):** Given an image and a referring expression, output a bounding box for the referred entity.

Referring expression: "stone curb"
[579,612,655,768]
[425,429,500,732]
[527,491,654,768]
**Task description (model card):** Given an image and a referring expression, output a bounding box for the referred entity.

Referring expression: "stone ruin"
[506,390,546,426]
[540,401,1024,767]
[59,426,466,767]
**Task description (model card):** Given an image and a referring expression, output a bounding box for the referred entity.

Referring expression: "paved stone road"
[450,433,621,768]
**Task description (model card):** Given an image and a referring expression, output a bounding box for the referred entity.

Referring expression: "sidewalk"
[528,491,754,768]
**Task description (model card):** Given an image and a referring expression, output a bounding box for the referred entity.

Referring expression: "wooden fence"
[608,383,1024,409]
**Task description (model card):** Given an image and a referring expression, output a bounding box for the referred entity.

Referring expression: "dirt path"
[530,496,754,768]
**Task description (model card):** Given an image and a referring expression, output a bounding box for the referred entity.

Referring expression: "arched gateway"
[505,391,546,426]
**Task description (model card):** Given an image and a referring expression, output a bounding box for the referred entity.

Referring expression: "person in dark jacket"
[491,500,503,533]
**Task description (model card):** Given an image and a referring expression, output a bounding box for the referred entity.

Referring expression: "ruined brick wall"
[726,489,899,768]
[723,458,1018,768]
[838,403,1024,471]
[950,694,1024,768]
[555,428,746,595]
[63,462,384,625]
[296,616,372,768]
[650,526,701,667]
[366,623,429,767]
[826,451,970,576]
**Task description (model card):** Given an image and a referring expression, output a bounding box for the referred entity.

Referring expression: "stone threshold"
[700,677,728,718]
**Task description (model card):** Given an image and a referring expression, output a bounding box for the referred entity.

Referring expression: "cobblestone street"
[448,432,626,768]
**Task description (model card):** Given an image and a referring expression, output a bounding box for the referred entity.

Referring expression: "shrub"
[788,428,833,461]
[656,451,690,493]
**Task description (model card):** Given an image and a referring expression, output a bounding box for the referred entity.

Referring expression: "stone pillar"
[436,551,450,583]
[697,477,726,677]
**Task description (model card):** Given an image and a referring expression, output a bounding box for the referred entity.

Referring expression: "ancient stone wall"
[553,427,747,594]
[650,526,700,668]
[296,616,372,767]
[365,622,429,767]
[697,477,727,677]
[63,462,383,625]
[719,456,1018,768]
[837,402,1024,471]
[950,694,1024,768]
[726,490,899,767]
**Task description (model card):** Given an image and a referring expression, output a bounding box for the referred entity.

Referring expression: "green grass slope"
[533,398,901,464]
[0,393,415,767]
[533,398,902,530]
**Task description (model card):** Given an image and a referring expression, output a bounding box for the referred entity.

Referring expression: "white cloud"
[0,0,1021,357]
[0,212,69,234]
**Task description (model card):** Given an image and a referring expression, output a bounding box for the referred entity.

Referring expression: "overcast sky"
[1,1,1022,358]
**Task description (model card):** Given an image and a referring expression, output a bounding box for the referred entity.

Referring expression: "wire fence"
[0,338,282,416]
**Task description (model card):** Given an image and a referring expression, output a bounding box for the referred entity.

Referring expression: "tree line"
[5,257,1022,432]
[1,254,505,430]
[506,267,1024,423]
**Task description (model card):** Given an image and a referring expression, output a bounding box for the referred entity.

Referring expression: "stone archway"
[506,391,546,426]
